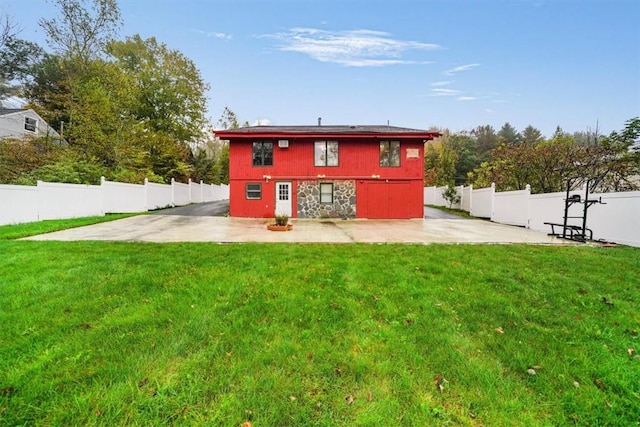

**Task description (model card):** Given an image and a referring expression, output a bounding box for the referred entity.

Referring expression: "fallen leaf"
[628,348,635,357]
[573,381,580,388]
[241,422,253,427]
[95,408,102,416]
[138,377,149,388]
[494,327,504,334]
[404,319,414,326]
[0,387,16,396]
[601,297,614,306]
[368,391,373,402]
[434,374,446,392]
[532,365,543,370]
[289,396,297,402]
[334,368,342,376]
[593,379,607,391]
[577,288,587,295]
[345,395,355,405]
[306,352,313,359]
[527,368,536,376]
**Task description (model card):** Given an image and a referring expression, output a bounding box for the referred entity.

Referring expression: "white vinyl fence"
[0,177,229,226]
[424,184,640,247]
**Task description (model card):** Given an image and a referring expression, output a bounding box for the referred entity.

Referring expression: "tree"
[522,125,543,145]
[0,14,44,99]
[424,130,457,186]
[39,0,122,62]
[107,35,209,144]
[442,184,461,209]
[468,118,640,194]
[471,124,498,161]
[586,117,640,192]
[497,122,522,144]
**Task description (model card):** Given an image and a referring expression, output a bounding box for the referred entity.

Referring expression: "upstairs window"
[314,141,339,166]
[380,141,401,167]
[24,117,37,132]
[252,141,273,166]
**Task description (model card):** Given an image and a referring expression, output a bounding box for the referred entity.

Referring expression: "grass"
[0,213,141,240]
[0,220,639,426]
[426,204,475,219]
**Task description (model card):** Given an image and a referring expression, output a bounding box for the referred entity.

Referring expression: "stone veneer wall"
[297,180,356,218]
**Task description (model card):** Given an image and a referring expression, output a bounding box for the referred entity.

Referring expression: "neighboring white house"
[0,108,63,141]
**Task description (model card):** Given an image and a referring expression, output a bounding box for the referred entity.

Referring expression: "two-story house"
[215,124,440,219]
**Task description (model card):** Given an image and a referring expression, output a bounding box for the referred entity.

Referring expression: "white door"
[275,182,292,216]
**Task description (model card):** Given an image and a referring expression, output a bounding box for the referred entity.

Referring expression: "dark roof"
[0,108,26,116]
[215,125,440,140]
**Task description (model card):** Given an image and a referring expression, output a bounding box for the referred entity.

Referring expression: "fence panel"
[0,184,39,225]
[147,181,173,210]
[38,181,103,220]
[423,186,437,205]
[528,192,568,232]
[102,179,146,213]
[461,185,472,212]
[173,181,190,206]
[470,184,494,218]
[589,191,640,247]
[493,187,530,226]
[190,180,203,203]
[220,184,230,200]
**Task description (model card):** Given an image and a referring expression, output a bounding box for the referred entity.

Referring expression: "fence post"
[468,184,473,213]
[525,184,531,228]
[144,177,149,212]
[188,178,193,203]
[200,180,204,203]
[490,182,496,221]
[171,177,176,207]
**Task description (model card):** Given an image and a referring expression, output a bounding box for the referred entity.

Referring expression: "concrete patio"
[24,215,566,244]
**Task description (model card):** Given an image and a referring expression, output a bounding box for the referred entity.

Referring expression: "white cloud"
[193,29,232,40]
[429,88,460,96]
[484,109,495,113]
[457,96,477,101]
[444,63,480,75]
[263,27,440,67]
[431,81,452,87]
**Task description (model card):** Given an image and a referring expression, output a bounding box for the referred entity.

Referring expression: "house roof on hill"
[0,108,26,116]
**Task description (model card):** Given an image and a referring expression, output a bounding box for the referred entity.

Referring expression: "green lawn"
[1,221,639,425]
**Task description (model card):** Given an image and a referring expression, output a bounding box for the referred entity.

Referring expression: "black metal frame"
[545,176,605,242]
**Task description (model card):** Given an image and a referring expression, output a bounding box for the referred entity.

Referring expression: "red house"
[215,124,440,219]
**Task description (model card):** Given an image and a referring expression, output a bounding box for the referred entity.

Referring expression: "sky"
[2,0,639,137]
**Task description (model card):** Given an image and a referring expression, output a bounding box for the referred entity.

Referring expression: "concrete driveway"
[25,214,564,244]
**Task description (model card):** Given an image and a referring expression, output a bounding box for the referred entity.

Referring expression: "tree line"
[1,0,231,186]
[2,1,637,192]
[425,119,640,194]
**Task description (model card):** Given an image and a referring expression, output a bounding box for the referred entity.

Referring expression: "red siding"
[229,138,424,218]
[229,139,424,180]
[357,181,423,219]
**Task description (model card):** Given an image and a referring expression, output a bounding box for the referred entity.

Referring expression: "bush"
[442,184,461,209]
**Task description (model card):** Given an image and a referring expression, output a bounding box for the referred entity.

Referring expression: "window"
[24,117,37,132]
[246,183,262,199]
[314,141,339,166]
[252,141,273,166]
[380,141,401,167]
[319,183,333,204]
